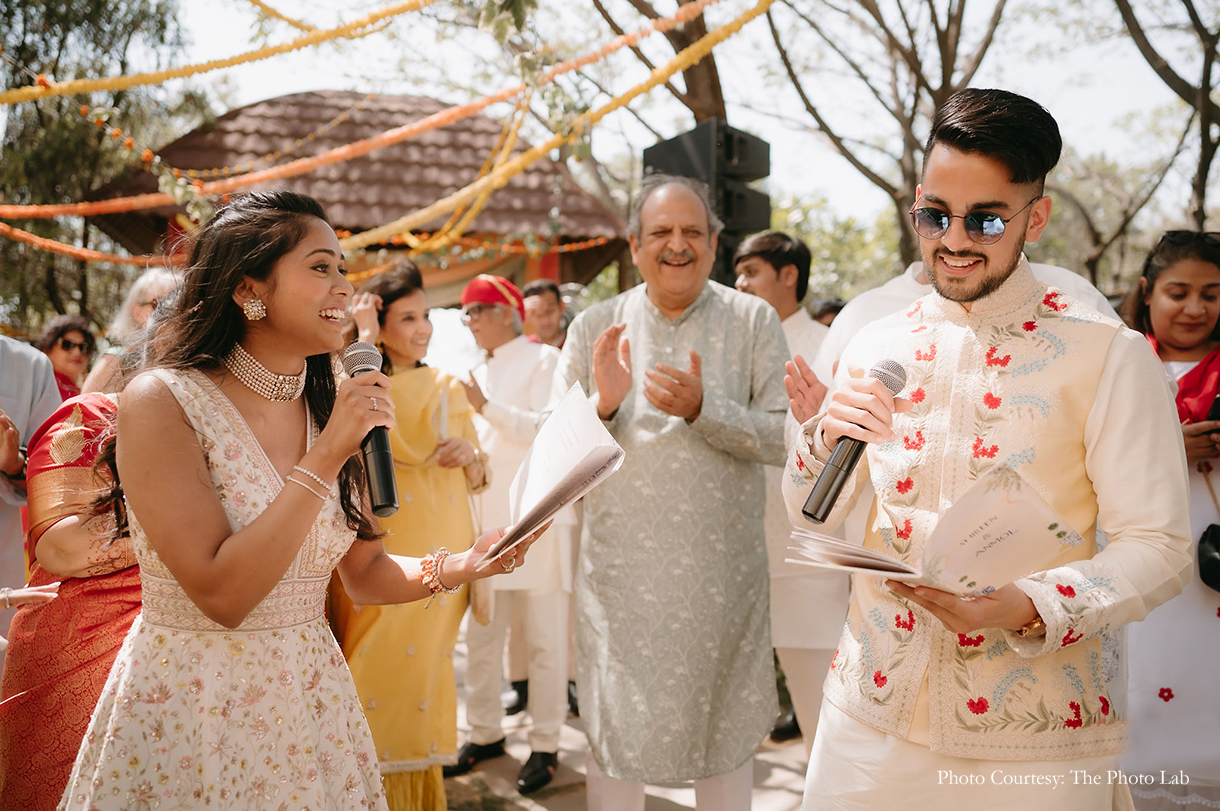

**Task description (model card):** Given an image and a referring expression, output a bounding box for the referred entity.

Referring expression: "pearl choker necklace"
[222,343,307,402]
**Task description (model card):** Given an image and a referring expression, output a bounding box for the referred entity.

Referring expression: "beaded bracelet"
[292,465,331,492]
[421,547,461,603]
[286,476,326,501]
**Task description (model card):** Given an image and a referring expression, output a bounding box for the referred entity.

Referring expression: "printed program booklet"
[476,382,625,570]
[786,465,1085,596]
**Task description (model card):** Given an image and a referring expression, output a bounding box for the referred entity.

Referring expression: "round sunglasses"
[909,196,1042,245]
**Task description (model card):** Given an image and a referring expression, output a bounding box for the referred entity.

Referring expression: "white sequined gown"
[59,369,386,811]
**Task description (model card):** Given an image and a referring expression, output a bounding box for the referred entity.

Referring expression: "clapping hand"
[785,354,827,425]
[592,323,632,419]
[0,407,22,478]
[644,350,703,421]
[351,293,382,344]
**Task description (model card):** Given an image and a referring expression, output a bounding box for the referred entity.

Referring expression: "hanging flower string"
[0,220,179,267]
[0,0,724,221]
[244,0,316,31]
[0,0,438,105]
[339,0,776,250]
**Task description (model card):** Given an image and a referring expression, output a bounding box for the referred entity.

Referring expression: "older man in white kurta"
[555,176,788,811]
[454,275,571,794]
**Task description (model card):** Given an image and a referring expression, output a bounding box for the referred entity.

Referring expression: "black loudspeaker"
[642,119,771,285]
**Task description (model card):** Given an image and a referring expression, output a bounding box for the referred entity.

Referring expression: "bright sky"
[174,0,1183,221]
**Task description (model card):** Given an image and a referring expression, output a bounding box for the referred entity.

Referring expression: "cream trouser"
[804,698,1135,811]
[776,646,835,756]
[465,589,568,752]
[585,755,753,811]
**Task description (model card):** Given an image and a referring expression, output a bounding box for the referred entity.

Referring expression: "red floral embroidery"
[911,325,928,333]
[830,649,839,671]
[1061,628,1084,647]
[982,392,1002,410]
[1064,701,1083,729]
[972,438,998,458]
[873,670,887,688]
[896,519,913,540]
[907,301,922,317]
[1043,291,1066,311]
[1159,687,1174,702]
[985,346,1011,367]
[909,387,925,404]
[1022,320,1037,332]
[1057,584,1076,597]
[1099,696,1110,716]
[966,697,989,715]
[958,633,985,647]
[895,610,915,631]
[903,431,925,450]
[895,477,914,494]
[796,454,805,472]
[914,344,937,362]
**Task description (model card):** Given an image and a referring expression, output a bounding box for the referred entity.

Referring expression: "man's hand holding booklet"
[787,465,1085,597]
[476,382,625,571]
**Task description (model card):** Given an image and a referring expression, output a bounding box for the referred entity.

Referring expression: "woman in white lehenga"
[58,191,534,811]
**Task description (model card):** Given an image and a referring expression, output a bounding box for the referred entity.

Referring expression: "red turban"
[460,275,525,321]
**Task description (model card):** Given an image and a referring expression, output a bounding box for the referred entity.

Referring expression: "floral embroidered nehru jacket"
[783,260,1192,761]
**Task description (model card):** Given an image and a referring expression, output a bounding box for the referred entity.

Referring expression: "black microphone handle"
[362,425,399,518]
[801,435,866,524]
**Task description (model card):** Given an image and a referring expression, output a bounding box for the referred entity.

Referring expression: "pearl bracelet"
[292,465,331,492]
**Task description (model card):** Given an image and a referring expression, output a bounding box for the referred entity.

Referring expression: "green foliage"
[0,0,211,335]
[577,260,620,308]
[772,194,903,302]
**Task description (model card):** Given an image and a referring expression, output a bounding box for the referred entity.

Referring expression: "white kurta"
[470,334,570,593]
[556,281,789,783]
[763,308,847,649]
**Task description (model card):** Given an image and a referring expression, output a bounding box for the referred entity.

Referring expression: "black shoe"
[516,750,559,795]
[567,680,579,717]
[442,738,506,778]
[770,707,801,743]
[503,679,529,716]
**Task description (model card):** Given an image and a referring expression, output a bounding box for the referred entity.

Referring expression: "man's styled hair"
[522,278,561,303]
[924,89,1062,189]
[732,231,812,302]
[627,173,724,241]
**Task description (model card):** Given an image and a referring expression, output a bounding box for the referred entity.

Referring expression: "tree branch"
[957,0,1008,88]
[589,0,692,107]
[1113,0,1201,108]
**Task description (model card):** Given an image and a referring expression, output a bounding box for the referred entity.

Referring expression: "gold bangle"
[286,476,326,501]
[1014,614,1045,638]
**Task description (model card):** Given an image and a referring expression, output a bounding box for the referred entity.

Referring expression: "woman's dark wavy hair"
[356,259,425,374]
[34,314,96,357]
[1123,232,1220,341]
[94,190,379,540]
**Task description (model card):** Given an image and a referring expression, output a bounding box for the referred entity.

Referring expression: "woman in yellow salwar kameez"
[332,262,489,810]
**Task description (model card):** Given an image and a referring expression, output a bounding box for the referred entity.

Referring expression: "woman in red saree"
[0,392,141,811]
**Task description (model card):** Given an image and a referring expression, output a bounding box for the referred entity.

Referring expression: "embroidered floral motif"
[982,393,1002,410]
[796,454,805,472]
[967,697,989,715]
[1159,687,1175,702]
[907,301,922,317]
[1057,584,1076,597]
[1042,291,1067,311]
[830,649,839,671]
[985,346,1011,367]
[903,431,925,450]
[895,519,913,541]
[1064,701,1083,729]
[894,610,915,631]
[1023,320,1037,332]
[909,387,925,404]
[1099,696,1110,716]
[915,344,937,362]
[971,438,999,458]
[1061,628,1084,647]
[873,670,887,688]
[895,477,914,494]
[911,325,928,333]
[958,633,985,648]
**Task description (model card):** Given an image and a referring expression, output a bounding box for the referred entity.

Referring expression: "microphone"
[343,341,399,518]
[802,359,907,524]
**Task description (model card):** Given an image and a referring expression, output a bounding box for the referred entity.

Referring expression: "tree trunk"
[1191,45,1217,230]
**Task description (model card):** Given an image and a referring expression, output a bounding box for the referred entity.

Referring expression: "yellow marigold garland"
[244,0,316,31]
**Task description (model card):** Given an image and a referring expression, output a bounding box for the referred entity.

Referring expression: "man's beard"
[925,240,1024,304]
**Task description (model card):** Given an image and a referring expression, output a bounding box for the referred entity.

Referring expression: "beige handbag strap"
[1202,466,1220,515]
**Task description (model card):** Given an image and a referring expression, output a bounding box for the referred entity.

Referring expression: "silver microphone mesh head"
[343,341,383,377]
[869,359,907,396]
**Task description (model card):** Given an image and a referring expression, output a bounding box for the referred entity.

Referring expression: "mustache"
[935,248,986,263]
[658,249,696,263]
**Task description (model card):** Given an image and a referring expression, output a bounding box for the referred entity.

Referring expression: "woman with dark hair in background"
[34,315,95,401]
[331,262,488,810]
[1122,230,1220,810]
[57,191,534,811]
